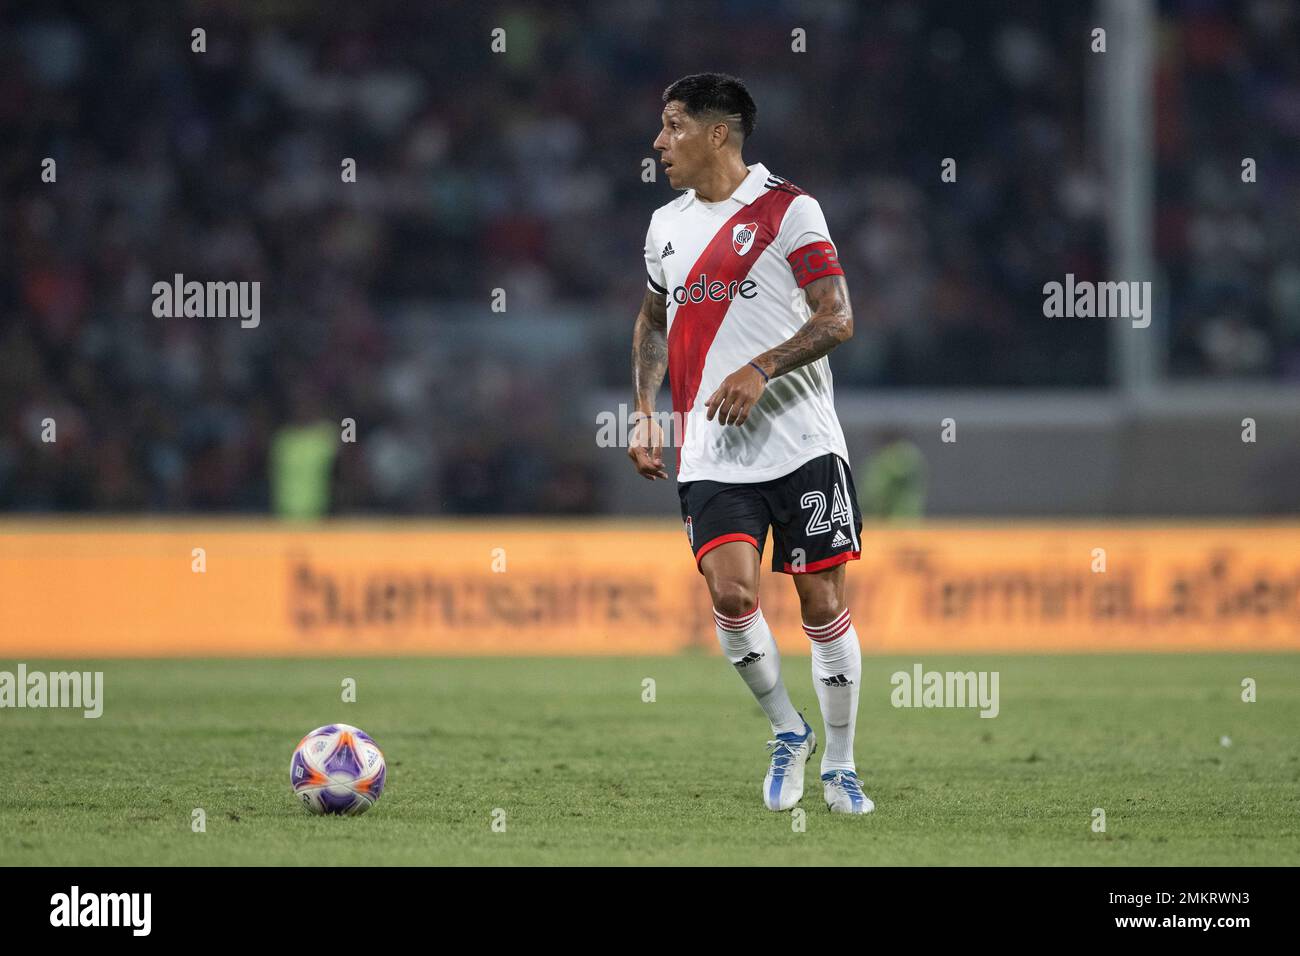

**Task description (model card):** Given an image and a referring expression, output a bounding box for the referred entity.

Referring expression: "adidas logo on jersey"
[661,241,675,259]
[820,673,853,687]
[832,530,851,548]
[735,651,766,668]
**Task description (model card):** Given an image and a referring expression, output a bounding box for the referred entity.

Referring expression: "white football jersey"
[644,162,850,483]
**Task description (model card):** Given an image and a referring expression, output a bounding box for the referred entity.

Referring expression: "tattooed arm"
[754,274,853,379]
[628,288,670,480]
[704,274,854,427]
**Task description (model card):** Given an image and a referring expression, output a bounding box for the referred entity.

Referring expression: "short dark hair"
[662,72,756,142]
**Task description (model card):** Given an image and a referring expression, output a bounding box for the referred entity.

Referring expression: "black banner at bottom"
[0,866,1284,940]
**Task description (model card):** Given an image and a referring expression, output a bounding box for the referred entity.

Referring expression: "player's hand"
[705,363,767,427]
[627,414,668,480]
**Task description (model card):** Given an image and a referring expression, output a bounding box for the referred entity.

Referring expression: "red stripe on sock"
[803,608,849,635]
[803,609,852,642]
[714,604,760,632]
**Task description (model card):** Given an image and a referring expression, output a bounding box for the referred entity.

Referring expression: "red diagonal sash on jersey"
[666,188,799,419]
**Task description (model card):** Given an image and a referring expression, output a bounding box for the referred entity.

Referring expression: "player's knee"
[798,588,844,626]
[711,578,758,618]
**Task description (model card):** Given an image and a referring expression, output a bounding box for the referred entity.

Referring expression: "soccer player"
[628,73,873,814]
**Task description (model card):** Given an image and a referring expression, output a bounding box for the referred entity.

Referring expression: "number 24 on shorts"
[801,485,852,535]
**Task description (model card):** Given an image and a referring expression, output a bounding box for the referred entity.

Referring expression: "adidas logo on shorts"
[831,530,851,548]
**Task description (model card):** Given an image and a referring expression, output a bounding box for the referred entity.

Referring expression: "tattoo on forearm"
[632,289,669,407]
[758,275,853,378]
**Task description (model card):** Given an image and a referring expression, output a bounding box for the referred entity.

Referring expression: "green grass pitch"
[3,654,1298,865]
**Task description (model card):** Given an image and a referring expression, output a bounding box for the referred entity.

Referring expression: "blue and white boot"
[822,769,875,814]
[762,718,816,811]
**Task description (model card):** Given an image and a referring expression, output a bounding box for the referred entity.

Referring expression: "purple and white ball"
[290,723,387,816]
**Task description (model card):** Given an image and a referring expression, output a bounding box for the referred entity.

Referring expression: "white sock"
[804,609,861,774]
[715,604,804,736]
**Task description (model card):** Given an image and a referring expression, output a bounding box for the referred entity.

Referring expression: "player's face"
[654,102,707,190]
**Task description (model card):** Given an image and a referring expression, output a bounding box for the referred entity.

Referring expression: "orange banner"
[1,519,1299,656]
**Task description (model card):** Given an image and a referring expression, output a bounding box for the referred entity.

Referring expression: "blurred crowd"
[0,1,1295,514]
[1156,0,1300,378]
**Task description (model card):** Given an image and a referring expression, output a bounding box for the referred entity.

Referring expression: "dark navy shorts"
[678,453,863,574]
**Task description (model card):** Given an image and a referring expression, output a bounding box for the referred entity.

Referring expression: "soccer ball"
[290,723,386,815]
